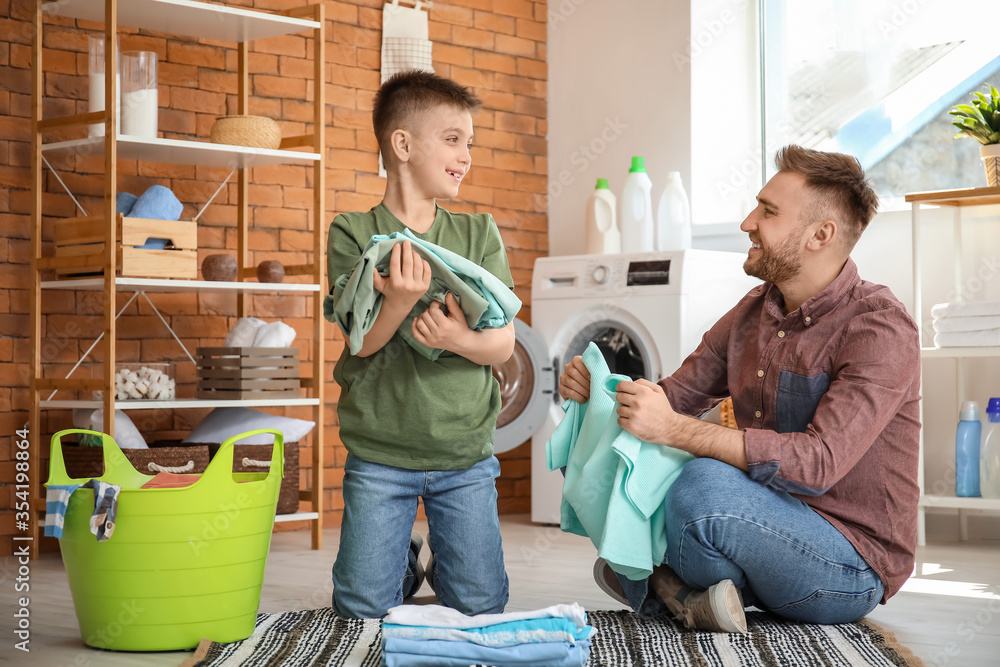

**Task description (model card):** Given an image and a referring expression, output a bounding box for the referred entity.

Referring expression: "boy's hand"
[372,241,431,309]
[558,355,591,402]
[412,291,470,351]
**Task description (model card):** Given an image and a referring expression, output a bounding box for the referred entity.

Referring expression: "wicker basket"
[719,397,738,429]
[210,115,281,150]
[207,439,299,514]
[61,442,211,479]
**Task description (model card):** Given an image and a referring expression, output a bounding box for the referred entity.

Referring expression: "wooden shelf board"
[920,346,1000,358]
[274,511,320,524]
[905,186,1000,207]
[41,398,320,410]
[920,494,1000,511]
[41,276,320,293]
[43,0,319,42]
[41,135,320,169]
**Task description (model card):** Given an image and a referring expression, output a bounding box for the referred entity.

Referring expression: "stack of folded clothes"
[381,603,594,667]
[931,302,1000,347]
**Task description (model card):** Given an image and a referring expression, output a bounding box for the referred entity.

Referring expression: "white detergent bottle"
[656,171,692,251]
[585,178,620,254]
[619,156,654,253]
[981,397,1000,498]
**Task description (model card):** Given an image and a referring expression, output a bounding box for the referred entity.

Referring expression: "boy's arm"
[356,241,431,357]
[412,292,515,365]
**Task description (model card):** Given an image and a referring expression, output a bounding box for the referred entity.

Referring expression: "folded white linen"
[930,302,1000,319]
[932,315,1000,333]
[934,329,1000,347]
[224,317,265,347]
[384,603,589,632]
[251,321,296,347]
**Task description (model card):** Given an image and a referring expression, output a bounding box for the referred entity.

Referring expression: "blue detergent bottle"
[956,400,982,497]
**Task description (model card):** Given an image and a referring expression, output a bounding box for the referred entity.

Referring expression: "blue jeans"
[332,453,509,619]
[618,458,884,624]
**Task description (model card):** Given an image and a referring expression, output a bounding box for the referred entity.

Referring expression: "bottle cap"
[595,178,610,190]
[667,171,681,180]
[961,400,981,420]
[629,156,647,173]
[988,397,1000,414]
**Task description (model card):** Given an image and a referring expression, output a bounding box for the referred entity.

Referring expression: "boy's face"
[406,103,474,200]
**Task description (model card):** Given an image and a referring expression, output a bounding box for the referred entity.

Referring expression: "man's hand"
[558,355,591,402]
[614,378,676,444]
[412,291,471,351]
[372,240,431,309]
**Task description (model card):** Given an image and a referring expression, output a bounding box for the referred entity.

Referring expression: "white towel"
[934,329,1000,348]
[931,302,1000,319]
[384,603,589,632]
[932,315,1000,333]
[224,317,266,347]
[251,321,296,348]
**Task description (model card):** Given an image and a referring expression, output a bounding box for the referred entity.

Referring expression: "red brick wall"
[0,0,547,556]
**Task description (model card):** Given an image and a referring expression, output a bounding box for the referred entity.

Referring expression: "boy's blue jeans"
[332,453,509,619]
[618,458,884,624]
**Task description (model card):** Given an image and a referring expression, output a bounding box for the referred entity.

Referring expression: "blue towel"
[327,229,521,360]
[43,483,82,539]
[116,192,138,216]
[382,617,592,646]
[129,184,182,221]
[44,480,122,542]
[381,638,591,667]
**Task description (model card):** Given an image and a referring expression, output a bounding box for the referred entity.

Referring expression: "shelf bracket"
[41,154,89,217]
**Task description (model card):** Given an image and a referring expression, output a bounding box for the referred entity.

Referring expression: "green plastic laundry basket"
[46,427,284,652]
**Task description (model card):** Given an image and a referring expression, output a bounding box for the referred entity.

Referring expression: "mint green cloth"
[547,343,694,580]
[326,228,521,361]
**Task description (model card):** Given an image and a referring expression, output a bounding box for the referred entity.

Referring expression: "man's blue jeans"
[332,453,509,619]
[618,458,884,624]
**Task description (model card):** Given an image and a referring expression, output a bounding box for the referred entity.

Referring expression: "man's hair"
[775,145,879,248]
[372,70,482,161]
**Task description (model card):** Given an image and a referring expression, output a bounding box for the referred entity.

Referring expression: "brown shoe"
[593,558,630,606]
[650,564,747,634]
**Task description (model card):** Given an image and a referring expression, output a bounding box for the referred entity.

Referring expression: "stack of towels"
[931,302,1000,347]
[381,603,594,667]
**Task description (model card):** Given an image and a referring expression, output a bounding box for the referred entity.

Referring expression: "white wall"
[547,0,691,256]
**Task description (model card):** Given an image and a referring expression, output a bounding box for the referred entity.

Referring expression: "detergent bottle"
[619,156,654,253]
[585,178,620,254]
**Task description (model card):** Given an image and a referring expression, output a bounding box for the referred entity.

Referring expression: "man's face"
[739,170,810,285]
[406,104,474,200]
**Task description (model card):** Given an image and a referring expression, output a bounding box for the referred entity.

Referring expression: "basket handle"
[45,428,151,488]
[241,458,271,468]
[203,429,284,484]
[147,460,195,474]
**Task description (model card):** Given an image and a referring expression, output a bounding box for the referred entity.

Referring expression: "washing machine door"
[493,318,553,454]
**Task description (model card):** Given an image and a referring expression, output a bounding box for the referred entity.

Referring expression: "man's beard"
[743,227,804,285]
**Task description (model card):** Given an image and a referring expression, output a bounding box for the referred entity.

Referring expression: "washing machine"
[491,250,760,523]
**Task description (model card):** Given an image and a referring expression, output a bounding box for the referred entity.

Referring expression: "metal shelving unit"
[29,0,326,557]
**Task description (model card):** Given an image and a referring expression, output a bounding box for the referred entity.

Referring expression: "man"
[559,145,920,633]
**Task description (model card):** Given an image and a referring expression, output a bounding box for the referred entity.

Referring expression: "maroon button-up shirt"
[660,258,921,601]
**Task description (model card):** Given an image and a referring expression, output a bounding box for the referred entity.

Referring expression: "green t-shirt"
[326,203,515,470]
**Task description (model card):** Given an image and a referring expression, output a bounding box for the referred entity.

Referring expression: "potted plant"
[949,84,1000,187]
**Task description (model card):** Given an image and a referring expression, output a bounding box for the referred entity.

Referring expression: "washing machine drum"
[492,318,552,454]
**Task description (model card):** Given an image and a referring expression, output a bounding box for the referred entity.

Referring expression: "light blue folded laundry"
[381,637,591,667]
[116,192,138,216]
[129,184,183,221]
[382,616,593,647]
[327,229,521,361]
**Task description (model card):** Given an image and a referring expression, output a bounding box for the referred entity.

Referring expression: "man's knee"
[666,458,748,520]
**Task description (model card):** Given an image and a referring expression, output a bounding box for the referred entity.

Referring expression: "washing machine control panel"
[590,264,610,285]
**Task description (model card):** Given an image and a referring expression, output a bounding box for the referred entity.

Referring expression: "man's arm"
[615,378,748,470]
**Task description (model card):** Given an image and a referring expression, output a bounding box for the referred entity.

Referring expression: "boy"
[326,70,515,619]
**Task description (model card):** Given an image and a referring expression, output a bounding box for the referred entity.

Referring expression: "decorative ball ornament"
[202,254,237,281]
[257,260,285,283]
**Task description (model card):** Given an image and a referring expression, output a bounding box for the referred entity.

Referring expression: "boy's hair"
[775,145,879,248]
[372,70,482,161]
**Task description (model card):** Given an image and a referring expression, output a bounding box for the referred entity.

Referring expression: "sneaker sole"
[593,558,630,607]
[707,579,747,634]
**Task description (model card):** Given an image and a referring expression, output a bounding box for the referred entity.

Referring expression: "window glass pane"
[762,0,1000,206]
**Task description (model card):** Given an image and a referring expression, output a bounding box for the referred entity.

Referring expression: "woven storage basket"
[207,438,299,514]
[719,397,738,429]
[210,115,281,149]
[62,442,210,479]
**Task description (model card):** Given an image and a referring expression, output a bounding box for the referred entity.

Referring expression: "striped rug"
[180,608,924,667]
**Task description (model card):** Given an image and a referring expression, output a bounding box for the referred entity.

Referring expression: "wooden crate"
[196,347,301,399]
[53,214,197,279]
